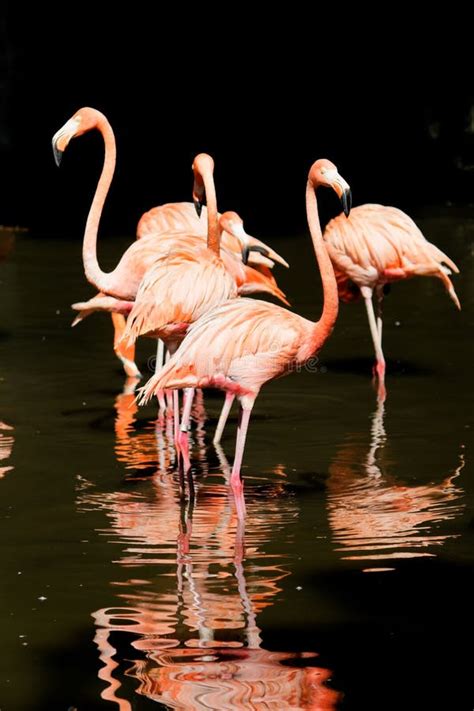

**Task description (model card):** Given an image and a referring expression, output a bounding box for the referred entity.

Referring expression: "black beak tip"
[241,245,250,265]
[52,143,63,167]
[249,245,270,257]
[341,188,352,218]
[193,199,202,218]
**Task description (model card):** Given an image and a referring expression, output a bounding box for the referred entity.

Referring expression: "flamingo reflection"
[327,397,465,569]
[113,378,213,483]
[113,376,175,477]
[78,393,339,708]
[0,421,14,478]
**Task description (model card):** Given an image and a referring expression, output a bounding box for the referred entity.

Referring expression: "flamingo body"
[324,204,460,305]
[139,297,315,400]
[323,203,461,395]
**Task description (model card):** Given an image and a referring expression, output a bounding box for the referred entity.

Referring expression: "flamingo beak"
[192,171,205,218]
[329,171,351,217]
[51,117,81,167]
[341,187,352,218]
[243,244,270,265]
[52,142,63,167]
[193,199,203,218]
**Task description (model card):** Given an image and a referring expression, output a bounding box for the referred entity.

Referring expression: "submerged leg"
[362,286,386,396]
[213,392,235,445]
[112,313,141,379]
[231,397,255,519]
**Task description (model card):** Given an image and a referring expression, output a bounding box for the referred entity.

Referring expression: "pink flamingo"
[139,159,351,516]
[52,108,288,377]
[323,204,461,396]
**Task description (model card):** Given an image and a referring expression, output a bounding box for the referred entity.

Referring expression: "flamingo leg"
[164,349,173,413]
[155,339,168,415]
[231,399,254,519]
[157,390,167,416]
[177,387,195,473]
[173,390,180,457]
[155,339,165,373]
[362,287,386,393]
[375,285,384,340]
[213,392,235,445]
[111,313,141,379]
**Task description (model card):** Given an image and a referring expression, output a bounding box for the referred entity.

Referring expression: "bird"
[52,107,288,378]
[138,159,351,517]
[323,204,460,396]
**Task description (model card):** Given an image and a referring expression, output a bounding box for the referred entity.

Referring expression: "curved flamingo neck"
[305,179,339,345]
[82,114,116,291]
[200,166,220,255]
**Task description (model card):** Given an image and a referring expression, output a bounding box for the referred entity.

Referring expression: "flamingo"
[323,204,461,396]
[138,159,351,517]
[52,107,288,377]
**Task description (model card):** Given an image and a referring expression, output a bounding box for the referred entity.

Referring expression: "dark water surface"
[0,212,473,709]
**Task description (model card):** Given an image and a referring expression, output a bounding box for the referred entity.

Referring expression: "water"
[0,211,473,709]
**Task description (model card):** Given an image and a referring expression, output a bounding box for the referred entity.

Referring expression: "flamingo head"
[52,107,104,166]
[192,153,214,217]
[309,159,352,217]
[219,211,272,265]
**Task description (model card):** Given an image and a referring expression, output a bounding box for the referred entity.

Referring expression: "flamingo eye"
[320,167,327,175]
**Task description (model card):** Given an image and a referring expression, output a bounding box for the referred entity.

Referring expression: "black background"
[1,7,473,238]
